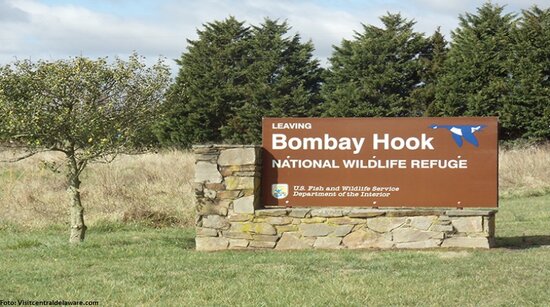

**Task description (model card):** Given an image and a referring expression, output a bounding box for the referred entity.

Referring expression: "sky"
[1,0,549,72]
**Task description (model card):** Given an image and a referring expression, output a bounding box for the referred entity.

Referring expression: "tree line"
[158,3,550,146]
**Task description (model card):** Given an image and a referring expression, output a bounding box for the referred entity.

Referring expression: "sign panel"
[261,117,498,208]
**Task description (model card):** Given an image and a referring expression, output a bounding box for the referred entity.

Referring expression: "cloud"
[0,1,31,56]
[412,0,477,14]
[5,0,183,56]
[1,0,363,67]
[504,0,550,10]
[0,0,29,22]
[156,0,362,62]
[0,0,548,71]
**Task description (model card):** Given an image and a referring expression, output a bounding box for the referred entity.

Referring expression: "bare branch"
[0,145,69,163]
[89,152,119,164]
[0,150,40,162]
[76,159,88,176]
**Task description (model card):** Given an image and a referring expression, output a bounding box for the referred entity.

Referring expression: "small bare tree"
[0,54,170,243]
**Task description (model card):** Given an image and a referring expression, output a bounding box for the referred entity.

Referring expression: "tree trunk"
[67,156,86,244]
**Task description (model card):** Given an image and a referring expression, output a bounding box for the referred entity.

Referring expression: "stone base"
[193,145,497,251]
[196,207,497,251]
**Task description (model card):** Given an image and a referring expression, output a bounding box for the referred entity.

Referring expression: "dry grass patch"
[0,150,195,228]
[499,144,550,198]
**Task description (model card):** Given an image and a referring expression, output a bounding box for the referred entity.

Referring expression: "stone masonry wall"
[193,145,496,251]
[194,145,262,250]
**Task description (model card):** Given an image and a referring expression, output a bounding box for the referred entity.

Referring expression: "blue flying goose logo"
[430,124,486,148]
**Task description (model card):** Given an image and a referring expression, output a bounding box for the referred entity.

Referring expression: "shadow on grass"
[495,235,550,249]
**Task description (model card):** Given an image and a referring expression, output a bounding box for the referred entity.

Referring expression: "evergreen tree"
[431,3,516,138]
[321,13,429,117]
[507,6,550,140]
[158,18,322,146]
[414,29,448,116]
[157,17,251,147]
[222,19,323,143]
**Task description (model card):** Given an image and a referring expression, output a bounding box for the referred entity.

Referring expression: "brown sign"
[262,117,498,208]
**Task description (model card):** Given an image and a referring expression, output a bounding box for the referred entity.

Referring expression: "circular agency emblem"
[272,184,289,199]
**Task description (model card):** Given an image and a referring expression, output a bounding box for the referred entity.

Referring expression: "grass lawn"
[1,195,550,307]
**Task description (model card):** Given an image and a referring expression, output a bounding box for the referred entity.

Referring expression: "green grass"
[1,195,550,306]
